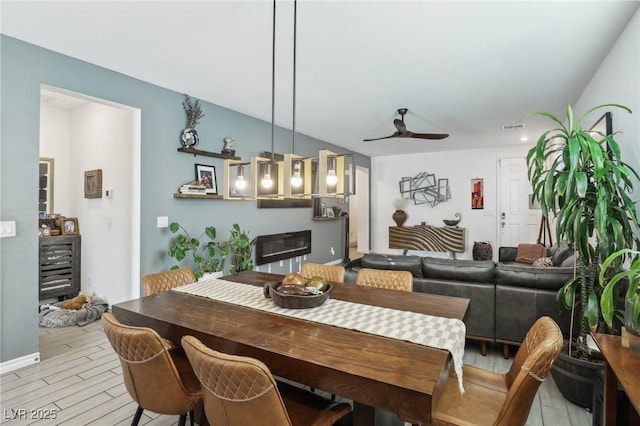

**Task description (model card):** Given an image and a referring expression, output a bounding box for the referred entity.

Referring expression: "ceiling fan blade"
[406,131,450,140]
[363,132,401,142]
[393,118,407,133]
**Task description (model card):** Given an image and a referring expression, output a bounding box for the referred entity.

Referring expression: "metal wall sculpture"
[399,172,451,207]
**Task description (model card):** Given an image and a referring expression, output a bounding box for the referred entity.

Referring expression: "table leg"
[603,360,616,426]
[353,401,375,426]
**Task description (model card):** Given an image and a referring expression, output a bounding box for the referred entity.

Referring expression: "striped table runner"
[173,278,465,393]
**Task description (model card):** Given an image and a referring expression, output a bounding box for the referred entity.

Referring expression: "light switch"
[0,221,16,238]
[157,216,169,228]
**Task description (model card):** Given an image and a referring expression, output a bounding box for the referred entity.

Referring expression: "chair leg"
[189,409,195,426]
[131,406,144,426]
[178,413,187,426]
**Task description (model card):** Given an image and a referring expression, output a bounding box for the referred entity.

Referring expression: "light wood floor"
[1,320,592,425]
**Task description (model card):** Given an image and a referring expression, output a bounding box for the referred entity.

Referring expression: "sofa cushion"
[551,243,572,266]
[421,257,495,283]
[361,253,423,278]
[532,257,553,267]
[515,243,547,264]
[494,263,573,291]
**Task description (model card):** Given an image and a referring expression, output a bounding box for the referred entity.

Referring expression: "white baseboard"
[325,259,344,266]
[0,352,40,374]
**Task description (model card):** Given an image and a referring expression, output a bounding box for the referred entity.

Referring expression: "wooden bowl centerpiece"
[263,273,332,309]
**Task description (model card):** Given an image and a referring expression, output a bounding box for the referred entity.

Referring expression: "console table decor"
[389,224,465,256]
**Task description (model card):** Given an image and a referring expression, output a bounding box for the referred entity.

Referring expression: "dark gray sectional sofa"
[344,245,576,357]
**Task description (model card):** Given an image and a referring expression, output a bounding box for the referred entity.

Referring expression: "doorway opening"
[38,85,141,358]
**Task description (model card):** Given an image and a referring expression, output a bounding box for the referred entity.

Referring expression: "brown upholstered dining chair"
[101,313,202,426]
[355,267,413,292]
[432,316,562,426]
[181,335,352,426]
[142,267,196,296]
[300,263,345,283]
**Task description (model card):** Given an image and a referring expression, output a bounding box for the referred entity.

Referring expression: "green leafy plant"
[599,248,640,332]
[222,223,256,273]
[527,103,640,354]
[168,222,227,279]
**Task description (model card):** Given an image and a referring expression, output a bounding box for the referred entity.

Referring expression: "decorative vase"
[392,209,408,227]
[180,128,199,148]
[472,241,493,261]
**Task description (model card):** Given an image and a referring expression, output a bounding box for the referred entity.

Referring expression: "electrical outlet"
[330,247,335,256]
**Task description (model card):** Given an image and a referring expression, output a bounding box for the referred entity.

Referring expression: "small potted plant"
[599,248,640,335]
[180,94,205,148]
[221,224,256,273]
[168,222,226,280]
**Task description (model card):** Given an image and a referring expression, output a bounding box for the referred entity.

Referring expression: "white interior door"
[498,157,542,247]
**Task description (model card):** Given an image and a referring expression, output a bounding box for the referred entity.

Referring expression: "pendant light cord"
[270,0,276,162]
[292,0,297,154]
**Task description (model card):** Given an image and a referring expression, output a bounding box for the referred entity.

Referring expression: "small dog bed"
[39,297,108,328]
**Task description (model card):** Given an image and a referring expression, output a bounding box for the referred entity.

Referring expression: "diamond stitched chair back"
[300,263,345,283]
[355,268,413,292]
[101,313,202,426]
[142,267,196,296]
[181,335,352,426]
[432,316,562,426]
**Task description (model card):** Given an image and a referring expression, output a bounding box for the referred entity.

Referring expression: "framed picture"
[62,217,79,235]
[84,169,103,198]
[195,164,217,194]
[326,208,335,218]
[39,157,55,214]
[471,178,484,209]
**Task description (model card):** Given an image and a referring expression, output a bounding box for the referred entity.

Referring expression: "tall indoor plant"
[527,103,640,408]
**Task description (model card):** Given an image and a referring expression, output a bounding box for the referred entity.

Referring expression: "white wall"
[574,8,639,218]
[371,145,531,259]
[70,103,134,305]
[39,106,72,214]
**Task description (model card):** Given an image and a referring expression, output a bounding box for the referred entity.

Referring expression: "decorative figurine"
[222,137,236,156]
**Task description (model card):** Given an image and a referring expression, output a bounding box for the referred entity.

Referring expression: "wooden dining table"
[112,271,470,425]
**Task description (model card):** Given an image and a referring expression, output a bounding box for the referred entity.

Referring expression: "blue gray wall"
[0,35,370,363]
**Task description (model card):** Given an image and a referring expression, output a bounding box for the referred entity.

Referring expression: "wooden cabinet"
[39,235,81,299]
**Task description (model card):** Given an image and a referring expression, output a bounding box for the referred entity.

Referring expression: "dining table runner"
[173,278,466,393]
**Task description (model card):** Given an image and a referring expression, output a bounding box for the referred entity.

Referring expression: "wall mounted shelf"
[312,216,344,221]
[177,147,241,160]
[173,193,224,199]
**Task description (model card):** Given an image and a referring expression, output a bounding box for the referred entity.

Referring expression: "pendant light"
[284,0,313,199]
[252,0,283,199]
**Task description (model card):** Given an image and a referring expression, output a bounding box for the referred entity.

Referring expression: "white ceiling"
[2,1,638,157]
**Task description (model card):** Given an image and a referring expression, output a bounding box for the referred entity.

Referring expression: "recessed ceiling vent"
[502,123,526,130]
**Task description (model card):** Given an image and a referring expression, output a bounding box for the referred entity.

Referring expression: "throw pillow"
[515,243,547,264]
[532,256,553,267]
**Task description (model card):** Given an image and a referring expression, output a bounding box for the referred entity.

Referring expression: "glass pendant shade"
[223,159,254,200]
[284,153,313,198]
[251,156,283,199]
[318,149,356,198]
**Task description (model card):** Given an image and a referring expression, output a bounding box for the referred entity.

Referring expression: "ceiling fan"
[363,108,449,142]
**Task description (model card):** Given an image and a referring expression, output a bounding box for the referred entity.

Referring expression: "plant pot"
[392,210,408,227]
[550,341,603,410]
[199,271,224,281]
[624,299,640,336]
